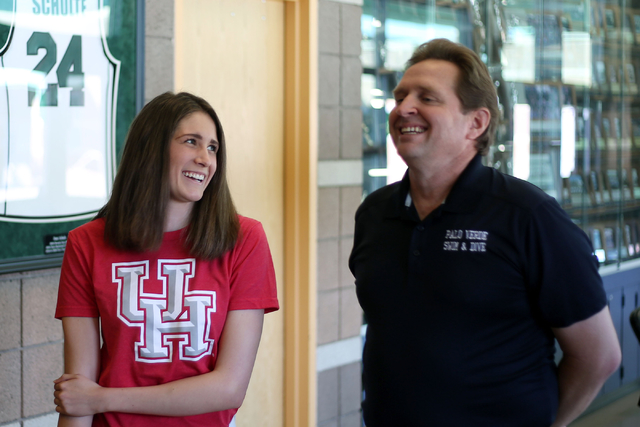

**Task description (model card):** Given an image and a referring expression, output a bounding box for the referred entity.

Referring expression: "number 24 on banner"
[27,32,85,107]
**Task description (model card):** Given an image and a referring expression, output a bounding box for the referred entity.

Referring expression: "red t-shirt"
[56,216,279,427]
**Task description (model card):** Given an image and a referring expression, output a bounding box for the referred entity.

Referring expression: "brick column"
[316,1,363,426]
[0,270,63,427]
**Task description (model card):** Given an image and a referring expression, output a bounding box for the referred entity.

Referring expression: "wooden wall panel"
[175,1,285,426]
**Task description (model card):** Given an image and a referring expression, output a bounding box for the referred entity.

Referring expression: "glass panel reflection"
[361,0,640,265]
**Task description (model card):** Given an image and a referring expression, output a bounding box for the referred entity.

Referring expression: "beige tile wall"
[0,270,62,426]
[144,0,174,104]
[316,0,363,426]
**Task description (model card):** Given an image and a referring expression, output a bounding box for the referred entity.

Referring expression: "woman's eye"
[208,145,218,153]
[185,138,196,145]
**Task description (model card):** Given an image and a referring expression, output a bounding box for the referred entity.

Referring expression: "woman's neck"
[164,202,193,232]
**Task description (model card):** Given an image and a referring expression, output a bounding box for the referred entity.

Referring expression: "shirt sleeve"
[228,219,279,313]
[55,227,100,319]
[525,199,607,328]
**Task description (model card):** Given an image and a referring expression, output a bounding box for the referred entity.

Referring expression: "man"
[349,39,621,426]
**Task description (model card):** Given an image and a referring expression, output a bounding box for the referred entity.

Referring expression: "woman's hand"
[53,374,103,416]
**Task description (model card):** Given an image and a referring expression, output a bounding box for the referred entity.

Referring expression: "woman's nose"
[195,146,212,166]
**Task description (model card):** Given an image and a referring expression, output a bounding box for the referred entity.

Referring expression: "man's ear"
[466,108,491,141]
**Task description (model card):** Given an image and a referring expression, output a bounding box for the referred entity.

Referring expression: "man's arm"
[551,306,621,427]
[56,317,100,427]
[54,309,264,417]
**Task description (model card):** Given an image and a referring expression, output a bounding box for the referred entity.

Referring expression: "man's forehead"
[393,81,435,96]
[393,60,459,93]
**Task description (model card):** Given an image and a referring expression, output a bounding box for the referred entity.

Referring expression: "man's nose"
[394,96,418,116]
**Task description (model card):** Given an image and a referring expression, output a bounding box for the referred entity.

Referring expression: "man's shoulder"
[482,166,556,213]
[356,181,403,219]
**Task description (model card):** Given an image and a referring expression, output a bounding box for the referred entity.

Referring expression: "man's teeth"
[401,126,426,134]
[183,171,205,182]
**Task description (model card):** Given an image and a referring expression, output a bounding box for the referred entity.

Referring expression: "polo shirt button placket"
[413,224,425,256]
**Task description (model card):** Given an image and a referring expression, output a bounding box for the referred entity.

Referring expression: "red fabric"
[56,216,278,427]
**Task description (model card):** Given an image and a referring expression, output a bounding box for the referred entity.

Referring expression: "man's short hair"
[406,38,499,154]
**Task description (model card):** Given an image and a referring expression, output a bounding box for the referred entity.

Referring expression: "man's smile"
[400,126,426,135]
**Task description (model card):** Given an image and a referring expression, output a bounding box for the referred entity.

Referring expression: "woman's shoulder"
[237,215,263,232]
[69,217,106,239]
[235,215,269,247]
[63,218,108,259]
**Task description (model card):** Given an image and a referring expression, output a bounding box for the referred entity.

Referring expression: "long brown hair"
[406,39,499,154]
[96,92,239,259]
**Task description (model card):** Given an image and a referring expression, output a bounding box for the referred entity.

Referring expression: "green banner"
[0,0,138,272]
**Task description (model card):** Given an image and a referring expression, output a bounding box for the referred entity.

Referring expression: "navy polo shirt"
[349,155,607,427]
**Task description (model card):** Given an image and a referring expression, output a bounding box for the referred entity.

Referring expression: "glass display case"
[361,0,640,267]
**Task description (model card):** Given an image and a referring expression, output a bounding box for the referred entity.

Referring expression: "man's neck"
[407,152,476,220]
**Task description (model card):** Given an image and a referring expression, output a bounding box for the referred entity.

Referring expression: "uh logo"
[112,259,216,363]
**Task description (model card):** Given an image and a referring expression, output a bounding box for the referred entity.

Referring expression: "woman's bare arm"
[56,317,100,426]
[54,309,264,417]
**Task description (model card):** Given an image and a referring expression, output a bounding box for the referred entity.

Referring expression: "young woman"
[53,92,279,427]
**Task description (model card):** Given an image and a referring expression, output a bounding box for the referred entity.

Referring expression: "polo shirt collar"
[440,154,487,213]
[383,169,414,220]
[384,154,487,219]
